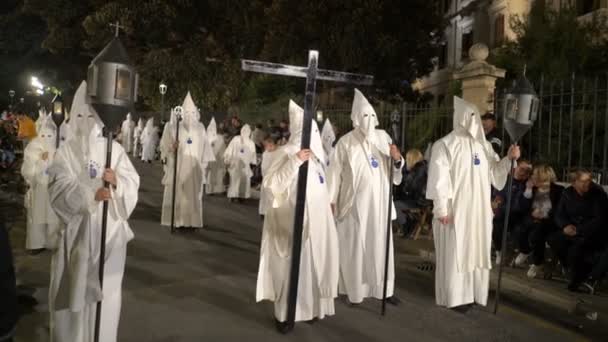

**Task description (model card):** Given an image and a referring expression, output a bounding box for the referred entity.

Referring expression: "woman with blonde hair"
[394,148,428,237]
[514,164,564,278]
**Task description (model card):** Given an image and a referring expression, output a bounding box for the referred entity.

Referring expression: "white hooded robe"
[160,92,215,228]
[120,113,135,153]
[327,89,403,304]
[21,116,69,250]
[321,118,336,165]
[224,125,257,199]
[47,81,140,342]
[205,117,227,194]
[426,96,512,308]
[256,100,339,322]
[132,118,144,157]
[140,118,159,162]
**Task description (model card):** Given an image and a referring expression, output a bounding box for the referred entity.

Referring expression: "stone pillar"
[453,43,506,114]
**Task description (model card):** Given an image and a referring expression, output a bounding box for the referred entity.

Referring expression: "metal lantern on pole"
[494,70,538,315]
[51,94,65,148]
[159,82,167,123]
[86,21,137,342]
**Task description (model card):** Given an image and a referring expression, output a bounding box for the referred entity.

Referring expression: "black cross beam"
[242,50,373,332]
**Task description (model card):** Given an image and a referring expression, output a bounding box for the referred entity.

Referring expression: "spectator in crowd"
[481,112,502,155]
[394,148,428,238]
[267,119,281,143]
[0,121,17,169]
[548,169,608,291]
[16,112,36,148]
[491,160,533,265]
[252,123,265,154]
[513,165,564,278]
[226,116,243,141]
[0,220,18,342]
[278,119,289,145]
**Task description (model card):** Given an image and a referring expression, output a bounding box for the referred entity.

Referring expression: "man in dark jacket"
[482,112,502,155]
[491,160,533,264]
[548,170,608,291]
[394,150,428,237]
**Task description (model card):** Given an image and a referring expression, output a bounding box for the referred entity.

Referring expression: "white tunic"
[160,121,215,228]
[119,116,135,153]
[132,120,144,157]
[327,129,403,304]
[47,133,139,342]
[256,146,339,322]
[224,133,256,199]
[21,123,67,250]
[426,96,511,308]
[205,138,227,194]
[258,149,280,215]
[140,120,159,162]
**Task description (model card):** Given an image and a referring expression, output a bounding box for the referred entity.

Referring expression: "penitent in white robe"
[256,146,339,322]
[47,132,139,342]
[224,129,257,199]
[327,129,403,304]
[132,120,144,158]
[21,121,68,250]
[160,121,215,228]
[205,118,227,195]
[426,96,511,308]
[140,120,159,162]
[120,115,135,153]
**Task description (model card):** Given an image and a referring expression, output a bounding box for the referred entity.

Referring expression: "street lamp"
[8,90,15,110]
[51,94,66,148]
[159,82,167,123]
[316,110,323,123]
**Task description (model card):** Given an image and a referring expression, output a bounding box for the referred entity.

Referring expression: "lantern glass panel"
[87,66,98,96]
[529,97,539,122]
[115,69,132,100]
[53,101,63,115]
[504,96,518,121]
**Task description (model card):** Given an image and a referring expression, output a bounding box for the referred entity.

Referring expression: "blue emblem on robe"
[473,153,481,166]
[318,172,324,184]
[370,156,379,168]
[87,160,99,179]
[187,138,193,144]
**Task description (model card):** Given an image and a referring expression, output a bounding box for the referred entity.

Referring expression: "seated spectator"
[548,169,608,291]
[394,148,428,238]
[513,165,564,278]
[491,160,533,265]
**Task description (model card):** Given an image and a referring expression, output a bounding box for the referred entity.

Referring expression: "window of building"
[577,0,601,15]
[461,30,474,60]
[494,14,505,46]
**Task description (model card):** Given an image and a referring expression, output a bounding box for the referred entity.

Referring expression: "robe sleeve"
[263,151,302,207]
[47,148,98,223]
[110,147,140,220]
[327,140,345,205]
[426,142,453,217]
[485,143,513,191]
[392,157,404,186]
[223,140,234,165]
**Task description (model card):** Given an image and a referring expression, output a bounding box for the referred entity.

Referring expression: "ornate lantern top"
[502,71,539,142]
[51,94,65,128]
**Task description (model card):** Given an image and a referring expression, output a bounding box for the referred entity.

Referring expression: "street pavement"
[9,158,596,341]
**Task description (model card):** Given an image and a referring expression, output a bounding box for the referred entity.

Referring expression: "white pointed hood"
[240,124,253,144]
[207,117,218,143]
[453,96,487,145]
[37,115,59,151]
[321,118,336,156]
[69,81,103,139]
[36,107,48,131]
[288,100,325,164]
[181,91,198,129]
[136,118,144,130]
[350,89,389,156]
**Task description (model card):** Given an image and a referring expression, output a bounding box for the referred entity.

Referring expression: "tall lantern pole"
[494,68,538,315]
[159,82,167,123]
[86,21,138,342]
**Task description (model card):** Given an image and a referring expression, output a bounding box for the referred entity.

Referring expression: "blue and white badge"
[187,138,193,144]
[370,155,379,168]
[87,160,99,179]
[318,172,325,184]
[473,153,481,166]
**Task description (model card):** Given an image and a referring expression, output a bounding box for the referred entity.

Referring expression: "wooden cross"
[109,21,125,38]
[242,50,373,332]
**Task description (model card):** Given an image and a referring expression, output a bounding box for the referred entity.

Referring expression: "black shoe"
[275,319,293,334]
[28,248,46,255]
[450,304,472,314]
[385,296,401,306]
[305,318,319,325]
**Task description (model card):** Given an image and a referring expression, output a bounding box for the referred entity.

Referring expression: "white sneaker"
[514,253,530,267]
[495,251,502,266]
[527,264,542,278]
